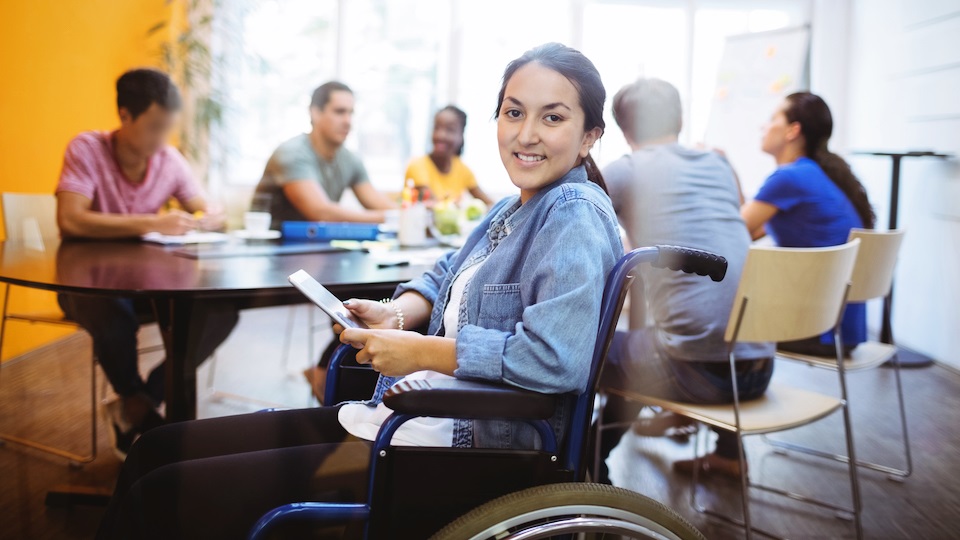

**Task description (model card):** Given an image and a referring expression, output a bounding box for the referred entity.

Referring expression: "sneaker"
[672,452,745,480]
[631,411,696,438]
[101,397,137,461]
[101,395,165,461]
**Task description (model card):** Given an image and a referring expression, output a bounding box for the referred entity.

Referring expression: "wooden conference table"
[0,237,433,422]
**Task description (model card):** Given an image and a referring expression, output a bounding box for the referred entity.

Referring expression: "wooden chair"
[0,193,99,464]
[774,229,910,479]
[606,240,864,539]
[0,193,166,465]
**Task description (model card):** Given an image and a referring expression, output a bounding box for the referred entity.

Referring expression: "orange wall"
[0,0,175,359]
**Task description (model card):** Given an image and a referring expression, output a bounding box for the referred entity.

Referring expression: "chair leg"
[279,305,299,372]
[835,348,864,537]
[890,355,913,479]
[0,289,99,465]
[838,397,865,536]
[307,307,318,405]
[735,430,753,540]
[729,349,754,540]
[86,353,98,466]
[308,307,317,366]
[688,424,705,513]
[205,352,219,396]
[0,283,10,360]
[763,360,912,479]
[0,349,97,465]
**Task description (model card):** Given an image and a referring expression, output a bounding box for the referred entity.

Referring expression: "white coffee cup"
[382,209,401,233]
[244,211,271,232]
[398,204,427,246]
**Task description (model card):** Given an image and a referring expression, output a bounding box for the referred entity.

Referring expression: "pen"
[377,261,411,268]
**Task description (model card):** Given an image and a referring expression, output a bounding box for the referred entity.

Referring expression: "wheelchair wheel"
[430,482,705,540]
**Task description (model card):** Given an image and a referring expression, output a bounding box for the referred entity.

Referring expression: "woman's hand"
[196,209,226,231]
[332,299,398,335]
[339,328,418,377]
[339,329,457,377]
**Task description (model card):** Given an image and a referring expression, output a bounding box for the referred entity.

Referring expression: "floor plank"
[2,305,959,539]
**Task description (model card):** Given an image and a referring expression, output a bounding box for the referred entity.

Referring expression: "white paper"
[141,231,231,245]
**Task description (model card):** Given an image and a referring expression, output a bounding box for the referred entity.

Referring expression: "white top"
[337,260,484,446]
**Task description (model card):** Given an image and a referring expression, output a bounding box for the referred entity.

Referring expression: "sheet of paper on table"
[369,247,453,267]
[141,231,231,245]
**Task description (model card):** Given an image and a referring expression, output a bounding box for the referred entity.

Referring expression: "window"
[338,0,450,188]
[210,0,810,200]
[581,2,688,166]
[210,0,338,198]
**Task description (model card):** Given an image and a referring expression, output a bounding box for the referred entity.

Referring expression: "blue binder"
[281,221,380,242]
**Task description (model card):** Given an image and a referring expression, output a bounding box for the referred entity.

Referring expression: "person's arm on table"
[352,181,398,211]
[57,191,196,238]
[283,180,386,223]
[180,195,227,231]
[740,200,777,241]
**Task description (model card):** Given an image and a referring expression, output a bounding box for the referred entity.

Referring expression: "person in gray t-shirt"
[595,78,774,483]
[255,81,396,229]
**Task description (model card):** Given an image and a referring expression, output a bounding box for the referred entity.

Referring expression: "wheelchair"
[249,245,727,539]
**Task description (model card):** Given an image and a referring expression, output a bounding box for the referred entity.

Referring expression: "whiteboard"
[704,26,810,199]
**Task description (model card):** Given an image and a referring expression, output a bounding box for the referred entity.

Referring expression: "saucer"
[233,229,281,240]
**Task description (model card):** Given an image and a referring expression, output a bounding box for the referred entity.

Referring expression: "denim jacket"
[368,165,623,450]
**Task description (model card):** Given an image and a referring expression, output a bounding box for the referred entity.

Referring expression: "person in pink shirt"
[55,69,238,458]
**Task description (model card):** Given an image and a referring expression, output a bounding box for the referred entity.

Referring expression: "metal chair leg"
[763,359,912,479]
[837,354,864,537]
[890,354,913,479]
[0,284,10,359]
[0,351,97,465]
[279,304,299,372]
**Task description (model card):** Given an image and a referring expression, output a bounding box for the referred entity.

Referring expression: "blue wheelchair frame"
[249,245,727,539]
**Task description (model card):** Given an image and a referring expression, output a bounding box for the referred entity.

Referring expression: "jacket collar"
[487,165,588,243]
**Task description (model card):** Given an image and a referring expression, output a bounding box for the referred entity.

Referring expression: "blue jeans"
[57,294,239,404]
[595,329,773,480]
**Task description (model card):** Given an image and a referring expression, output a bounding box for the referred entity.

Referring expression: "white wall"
[841,0,960,368]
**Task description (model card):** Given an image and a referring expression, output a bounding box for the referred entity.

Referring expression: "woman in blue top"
[741,92,875,356]
[96,43,622,540]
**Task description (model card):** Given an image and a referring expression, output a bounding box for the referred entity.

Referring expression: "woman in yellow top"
[405,105,494,206]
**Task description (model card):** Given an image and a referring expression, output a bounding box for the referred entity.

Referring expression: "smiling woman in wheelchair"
[94,43,622,540]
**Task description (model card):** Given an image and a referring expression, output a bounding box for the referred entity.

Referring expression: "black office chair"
[249,245,727,540]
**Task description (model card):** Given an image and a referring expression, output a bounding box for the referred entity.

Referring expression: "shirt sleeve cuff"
[394,279,438,305]
[55,183,95,200]
[453,325,507,382]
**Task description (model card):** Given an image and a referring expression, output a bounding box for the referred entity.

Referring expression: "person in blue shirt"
[741,92,876,357]
[95,43,622,539]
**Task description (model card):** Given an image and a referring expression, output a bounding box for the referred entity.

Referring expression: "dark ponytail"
[495,42,608,194]
[583,154,608,193]
[784,92,876,229]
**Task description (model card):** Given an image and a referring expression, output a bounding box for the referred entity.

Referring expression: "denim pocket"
[477,283,523,332]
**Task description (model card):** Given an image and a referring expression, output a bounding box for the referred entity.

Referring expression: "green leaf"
[146,21,167,36]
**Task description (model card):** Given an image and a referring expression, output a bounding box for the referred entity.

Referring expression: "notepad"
[141,231,231,245]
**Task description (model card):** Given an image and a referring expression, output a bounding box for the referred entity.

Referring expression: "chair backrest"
[2,193,59,241]
[725,240,860,344]
[847,229,905,303]
[566,245,728,478]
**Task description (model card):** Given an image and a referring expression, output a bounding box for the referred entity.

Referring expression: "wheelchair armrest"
[383,378,557,421]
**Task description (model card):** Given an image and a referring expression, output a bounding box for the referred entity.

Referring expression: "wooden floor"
[1,305,959,539]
